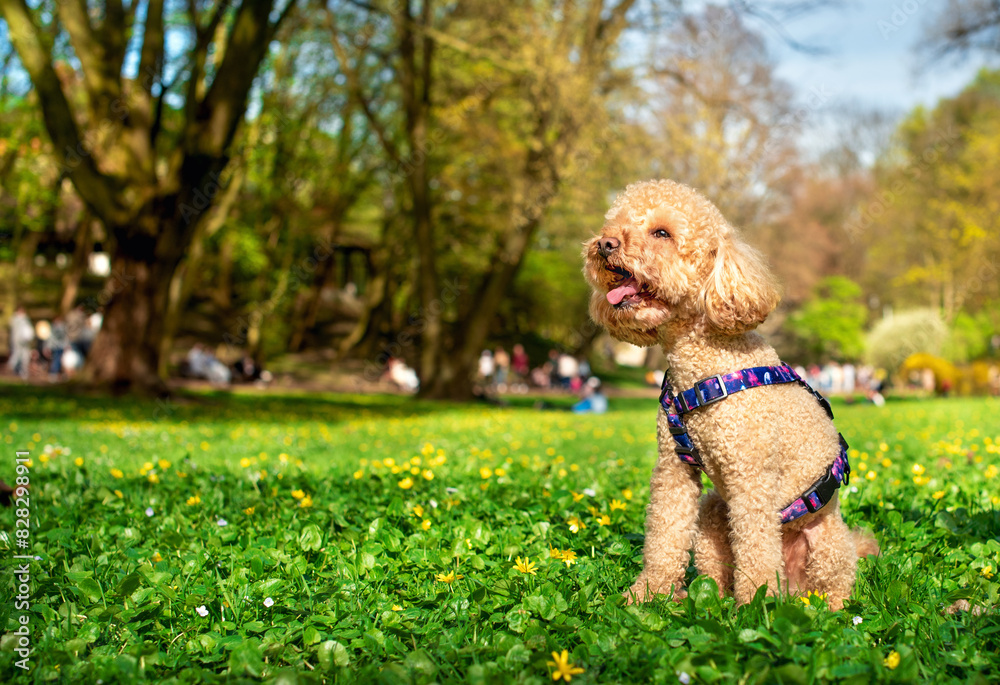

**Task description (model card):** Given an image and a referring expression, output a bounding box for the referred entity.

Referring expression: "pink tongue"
[606,279,638,305]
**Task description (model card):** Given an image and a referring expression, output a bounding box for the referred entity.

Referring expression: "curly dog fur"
[583,179,878,610]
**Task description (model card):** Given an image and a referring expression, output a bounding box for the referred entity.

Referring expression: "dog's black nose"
[598,236,620,258]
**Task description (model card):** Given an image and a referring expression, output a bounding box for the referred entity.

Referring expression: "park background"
[1,0,1000,683]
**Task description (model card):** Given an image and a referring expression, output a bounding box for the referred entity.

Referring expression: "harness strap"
[658,364,850,524]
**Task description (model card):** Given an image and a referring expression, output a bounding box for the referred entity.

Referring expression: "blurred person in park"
[384,357,419,393]
[572,377,608,414]
[66,305,91,359]
[512,344,530,380]
[842,363,856,394]
[7,306,34,380]
[48,316,68,380]
[531,362,553,389]
[494,346,510,390]
[184,343,231,385]
[557,352,579,389]
[478,349,495,386]
[34,318,51,359]
[547,349,561,387]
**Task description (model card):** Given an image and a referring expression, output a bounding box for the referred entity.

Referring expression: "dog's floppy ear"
[697,230,780,334]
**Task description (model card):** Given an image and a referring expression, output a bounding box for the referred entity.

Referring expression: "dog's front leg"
[625,450,702,604]
[726,476,784,605]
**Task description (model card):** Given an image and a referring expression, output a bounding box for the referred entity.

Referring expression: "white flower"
[679,672,691,684]
[217,518,228,527]
[196,605,208,617]
[583,488,596,497]
[852,616,863,626]
[850,486,858,493]
[145,507,155,517]
[429,499,438,508]
[446,487,459,494]
[263,597,274,607]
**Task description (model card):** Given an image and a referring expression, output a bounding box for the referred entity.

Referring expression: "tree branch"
[0,0,126,224]
[325,9,403,166]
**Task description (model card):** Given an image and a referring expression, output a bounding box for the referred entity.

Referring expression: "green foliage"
[2,388,1000,681]
[787,276,868,362]
[865,309,949,372]
[944,312,994,363]
[864,69,1000,319]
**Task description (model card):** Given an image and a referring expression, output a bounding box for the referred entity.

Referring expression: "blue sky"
[765,1,995,116]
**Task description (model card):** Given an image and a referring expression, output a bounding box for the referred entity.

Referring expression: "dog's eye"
[652,228,671,239]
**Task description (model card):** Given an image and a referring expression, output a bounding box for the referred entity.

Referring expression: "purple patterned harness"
[659,363,851,524]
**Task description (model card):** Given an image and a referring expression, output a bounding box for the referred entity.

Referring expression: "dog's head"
[583,179,780,347]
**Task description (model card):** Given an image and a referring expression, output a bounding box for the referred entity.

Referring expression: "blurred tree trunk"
[159,163,245,376]
[419,0,636,399]
[0,0,295,393]
[59,212,93,315]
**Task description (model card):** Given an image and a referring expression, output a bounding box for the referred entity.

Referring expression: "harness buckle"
[801,467,842,514]
[695,374,728,406]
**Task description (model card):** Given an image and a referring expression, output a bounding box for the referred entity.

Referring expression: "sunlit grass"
[1,386,999,682]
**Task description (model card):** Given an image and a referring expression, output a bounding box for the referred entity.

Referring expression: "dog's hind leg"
[801,499,856,611]
[694,489,734,596]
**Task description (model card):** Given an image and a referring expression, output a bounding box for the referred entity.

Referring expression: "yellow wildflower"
[610,499,626,511]
[866,471,877,481]
[353,469,364,479]
[571,491,585,502]
[985,465,998,479]
[244,506,255,515]
[187,495,201,506]
[299,495,313,508]
[111,468,124,479]
[158,459,171,470]
[884,651,900,669]
[422,469,435,481]
[152,552,162,563]
[479,467,493,479]
[240,458,252,469]
[147,473,159,484]
[75,457,84,467]
[932,491,945,500]
[799,590,827,606]
[114,490,123,498]
[435,571,463,583]
[597,514,611,526]
[398,477,414,490]
[912,463,925,476]
[291,489,305,500]
[392,604,403,611]
[547,650,585,682]
[421,519,431,531]
[982,565,995,579]
[622,488,633,500]
[413,505,425,518]
[567,516,586,533]
[514,557,537,575]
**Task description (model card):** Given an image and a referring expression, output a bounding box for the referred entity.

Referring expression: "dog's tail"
[851,528,880,558]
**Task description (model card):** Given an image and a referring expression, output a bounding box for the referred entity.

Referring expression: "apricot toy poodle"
[584,179,877,610]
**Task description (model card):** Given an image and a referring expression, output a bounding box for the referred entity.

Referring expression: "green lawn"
[1,386,999,683]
